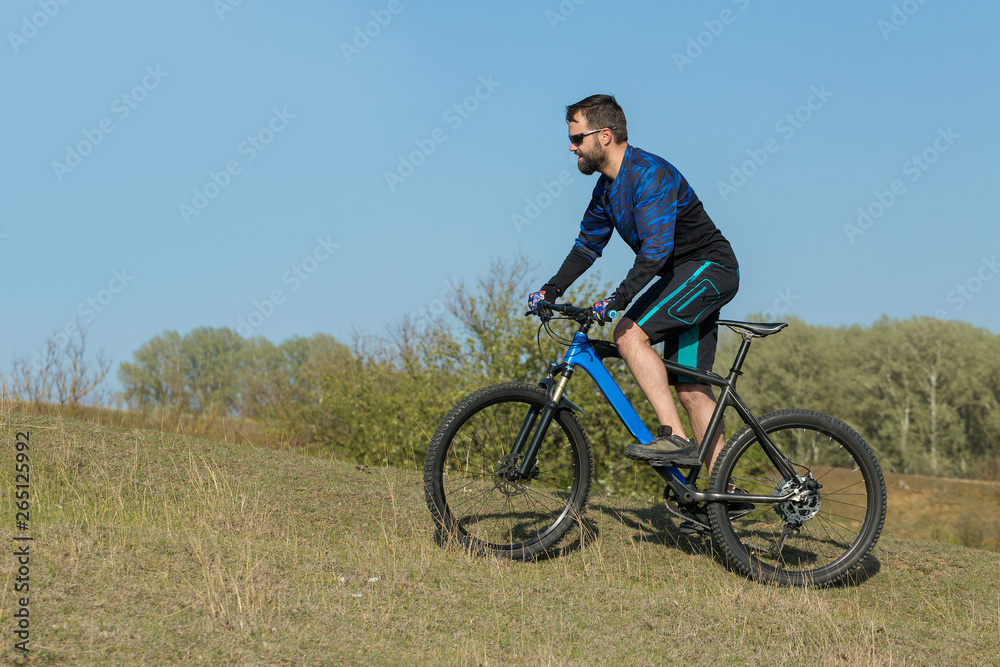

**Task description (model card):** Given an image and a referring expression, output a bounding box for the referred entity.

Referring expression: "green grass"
[1,405,999,665]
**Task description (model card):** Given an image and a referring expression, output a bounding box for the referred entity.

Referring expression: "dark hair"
[566,94,628,143]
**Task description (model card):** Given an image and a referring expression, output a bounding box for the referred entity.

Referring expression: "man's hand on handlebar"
[591,296,619,325]
[527,287,560,321]
[525,296,619,327]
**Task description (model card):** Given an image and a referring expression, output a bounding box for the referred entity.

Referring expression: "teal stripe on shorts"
[636,260,712,327]
[676,324,700,374]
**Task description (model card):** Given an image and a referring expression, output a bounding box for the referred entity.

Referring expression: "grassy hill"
[2,407,999,665]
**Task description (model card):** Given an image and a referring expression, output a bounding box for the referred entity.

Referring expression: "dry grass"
[883,472,1000,551]
[1,403,999,665]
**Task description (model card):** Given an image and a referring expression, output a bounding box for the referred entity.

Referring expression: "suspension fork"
[508,365,574,479]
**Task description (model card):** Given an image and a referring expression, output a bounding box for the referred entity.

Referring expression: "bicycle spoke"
[821,499,870,512]
[812,511,863,535]
[709,411,885,586]
[821,477,868,497]
[425,384,590,558]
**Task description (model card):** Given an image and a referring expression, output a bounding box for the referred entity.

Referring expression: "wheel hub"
[494,455,537,497]
[773,476,821,524]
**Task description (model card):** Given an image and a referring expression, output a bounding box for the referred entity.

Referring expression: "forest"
[17,256,998,499]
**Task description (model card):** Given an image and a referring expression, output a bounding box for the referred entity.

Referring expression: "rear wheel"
[708,409,886,587]
[423,382,593,560]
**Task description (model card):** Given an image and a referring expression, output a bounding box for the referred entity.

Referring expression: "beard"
[575,144,606,175]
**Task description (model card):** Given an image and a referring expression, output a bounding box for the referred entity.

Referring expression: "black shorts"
[624,260,739,385]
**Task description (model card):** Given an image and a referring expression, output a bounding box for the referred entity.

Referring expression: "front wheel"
[708,409,886,587]
[423,382,593,560]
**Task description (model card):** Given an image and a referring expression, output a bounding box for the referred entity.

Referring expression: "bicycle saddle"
[716,320,788,337]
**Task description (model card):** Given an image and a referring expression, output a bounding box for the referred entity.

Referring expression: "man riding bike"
[529,94,740,475]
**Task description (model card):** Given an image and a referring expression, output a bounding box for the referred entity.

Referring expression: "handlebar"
[525,301,617,325]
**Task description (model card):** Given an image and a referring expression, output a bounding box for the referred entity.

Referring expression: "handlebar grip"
[608,310,618,320]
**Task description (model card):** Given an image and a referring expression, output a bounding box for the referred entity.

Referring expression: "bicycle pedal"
[649,456,701,468]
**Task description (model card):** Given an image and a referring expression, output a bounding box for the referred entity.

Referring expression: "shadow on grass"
[588,499,885,588]
[429,515,601,562]
[829,552,882,588]
[587,499,713,558]
[545,517,601,559]
[427,500,883,587]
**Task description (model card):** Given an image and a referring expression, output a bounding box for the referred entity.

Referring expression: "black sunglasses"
[569,126,616,146]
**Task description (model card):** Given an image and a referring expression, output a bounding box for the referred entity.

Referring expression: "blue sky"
[3,0,998,388]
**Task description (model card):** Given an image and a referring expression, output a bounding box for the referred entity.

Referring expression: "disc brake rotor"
[773,476,821,524]
[494,455,536,497]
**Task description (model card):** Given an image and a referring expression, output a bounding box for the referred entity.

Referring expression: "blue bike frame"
[561,331,687,482]
[512,306,800,507]
[559,327,797,490]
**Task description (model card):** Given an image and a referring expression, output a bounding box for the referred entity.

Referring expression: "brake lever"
[525,303,553,323]
[592,309,618,326]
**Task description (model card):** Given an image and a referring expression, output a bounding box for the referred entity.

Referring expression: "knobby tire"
[423,383,593,560]
[707,409,886,587]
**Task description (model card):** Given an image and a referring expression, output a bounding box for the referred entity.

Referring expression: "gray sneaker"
[625,426,702,467]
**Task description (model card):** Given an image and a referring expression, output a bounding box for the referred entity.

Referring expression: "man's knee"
[613,318,648,350]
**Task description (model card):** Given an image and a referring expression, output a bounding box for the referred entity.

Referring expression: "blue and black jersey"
[545,145,737,309]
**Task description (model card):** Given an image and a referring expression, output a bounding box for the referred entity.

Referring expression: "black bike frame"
[655,333,799,503]
[510,310,801,506]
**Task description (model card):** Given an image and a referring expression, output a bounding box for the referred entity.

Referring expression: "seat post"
[727,335,754,387]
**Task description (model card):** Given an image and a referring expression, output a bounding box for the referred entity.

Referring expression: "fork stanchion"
[514,370,572,478]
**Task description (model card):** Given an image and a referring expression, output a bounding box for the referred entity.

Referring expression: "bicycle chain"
[663,475,803,534]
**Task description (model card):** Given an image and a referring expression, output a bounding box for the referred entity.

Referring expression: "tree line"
[114,256,1000,497]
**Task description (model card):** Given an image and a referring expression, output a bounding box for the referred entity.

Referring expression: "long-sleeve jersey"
[546,145,738,307]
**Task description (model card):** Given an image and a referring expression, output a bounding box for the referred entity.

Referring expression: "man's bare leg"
[615,319,729,468]
[613,318,688,437]
[676,383,726,473]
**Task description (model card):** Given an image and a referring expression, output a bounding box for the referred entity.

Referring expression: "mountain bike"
[423,302,886,587]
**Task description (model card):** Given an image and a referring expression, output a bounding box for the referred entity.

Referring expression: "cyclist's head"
[566,94,628,144]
